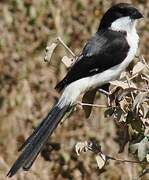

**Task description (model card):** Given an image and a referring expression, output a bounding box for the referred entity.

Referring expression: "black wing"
[55,30,129,91]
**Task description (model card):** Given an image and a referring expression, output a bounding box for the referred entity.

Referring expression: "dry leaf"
[44,42,58,62]
[61,56,74,67]
[130,137,149,161]
[140,103,149,118]
[75,141,88,156]
[138,137,149,161]
[120,71,127,79]
[110,80,131,89]
[95,153,106,169]
[132,62,145,75]
[132,92,148,111]
[119,98,129,113]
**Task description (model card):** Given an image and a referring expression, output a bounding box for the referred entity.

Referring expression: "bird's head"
[98,3,143,32]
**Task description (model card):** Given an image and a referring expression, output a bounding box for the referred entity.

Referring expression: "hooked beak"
[131,11,143,19]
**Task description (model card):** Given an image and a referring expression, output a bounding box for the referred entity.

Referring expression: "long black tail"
[7,103,69,177]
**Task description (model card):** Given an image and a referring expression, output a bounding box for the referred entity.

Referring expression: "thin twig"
[107,155,144,164]
[76,140,145,165]
[88,141,143,164]
[78,101,108,108]
[127,73,139,81]
[87,141,145,164]
[57,36,76,58]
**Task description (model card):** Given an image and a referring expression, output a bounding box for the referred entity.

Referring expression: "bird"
[7,3,143,177]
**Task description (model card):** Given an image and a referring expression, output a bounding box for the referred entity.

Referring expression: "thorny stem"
[57,36,76,58]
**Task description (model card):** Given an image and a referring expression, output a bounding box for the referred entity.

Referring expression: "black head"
[99,3,143,30]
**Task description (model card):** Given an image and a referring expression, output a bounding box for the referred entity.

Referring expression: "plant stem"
[57,36,76,58]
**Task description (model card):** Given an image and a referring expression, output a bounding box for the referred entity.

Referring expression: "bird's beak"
[131,11,144,19]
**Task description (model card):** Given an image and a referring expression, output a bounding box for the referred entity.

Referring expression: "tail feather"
[23,148,41,171]
[18,113,48,151]
[7,104,69,177]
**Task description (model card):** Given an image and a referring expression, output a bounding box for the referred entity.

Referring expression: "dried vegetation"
[0,0,149,179]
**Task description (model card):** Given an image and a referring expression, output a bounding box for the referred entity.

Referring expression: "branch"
[75,140,145,171]
[57,36,76,58]
[77,101,108,108]
[107,156,143,164]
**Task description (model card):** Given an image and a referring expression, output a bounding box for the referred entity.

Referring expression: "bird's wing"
[55,30,129,91]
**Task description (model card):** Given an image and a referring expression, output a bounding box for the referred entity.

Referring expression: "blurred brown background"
[0,0,148,179]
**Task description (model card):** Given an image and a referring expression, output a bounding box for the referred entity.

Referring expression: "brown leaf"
[133,92,148,111]
[130,137,149,161]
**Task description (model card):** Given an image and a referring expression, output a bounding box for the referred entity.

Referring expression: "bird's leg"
[98,84,111,106]
[98,88,111,96]
[98,83,110,96]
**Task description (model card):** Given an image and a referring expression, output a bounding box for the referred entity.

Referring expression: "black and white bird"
[7,3,143,177]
